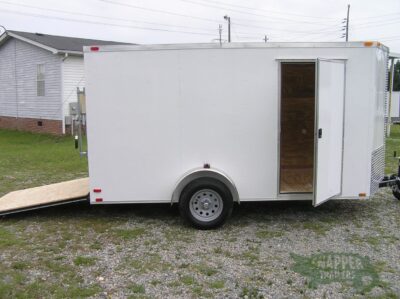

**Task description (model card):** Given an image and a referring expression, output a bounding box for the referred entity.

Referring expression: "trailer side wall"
[85,45,384,203]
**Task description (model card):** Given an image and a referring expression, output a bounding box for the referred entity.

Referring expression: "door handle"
[318,128,323,139]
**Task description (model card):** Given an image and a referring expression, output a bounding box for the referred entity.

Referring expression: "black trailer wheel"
[392,189,400,200]
[179,178,233,229]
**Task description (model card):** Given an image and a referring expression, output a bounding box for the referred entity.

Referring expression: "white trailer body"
[84,42,388,226]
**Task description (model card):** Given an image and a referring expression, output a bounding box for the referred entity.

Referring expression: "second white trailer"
[83,42,389,228]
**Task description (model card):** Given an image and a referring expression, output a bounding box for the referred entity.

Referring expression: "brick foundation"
[0,116,63,135]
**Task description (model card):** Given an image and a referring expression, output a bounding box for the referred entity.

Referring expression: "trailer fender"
[171,168,240,204]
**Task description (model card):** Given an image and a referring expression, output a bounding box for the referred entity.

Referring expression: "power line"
[229,15,338,28]
[232,21,341,35]
[352,19,400,30]
[0,9,218,37]
[352,12,400,21]
[98,0,220,24]
[0,0,343,40]
[352,16,400,26]
[180,0,340,25]
[185,0,338,20]
[282,29,343,42]
[3,0,397,44]
[0,0,218,33]
[0,1,274,40]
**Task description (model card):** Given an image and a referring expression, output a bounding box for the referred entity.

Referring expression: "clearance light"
[359,192,366,197]
[93,188,102,193]
[363,41,374,47]
[95,198,103,202]
[90,46,99,52]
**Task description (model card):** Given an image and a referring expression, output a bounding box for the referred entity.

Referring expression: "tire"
[392,187,400,200]
[179,178,233,229]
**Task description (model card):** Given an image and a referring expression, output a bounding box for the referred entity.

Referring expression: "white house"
[0,30,131,134]
[388,92,400,122]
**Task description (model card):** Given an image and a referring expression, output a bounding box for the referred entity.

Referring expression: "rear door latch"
[318,128,323,139]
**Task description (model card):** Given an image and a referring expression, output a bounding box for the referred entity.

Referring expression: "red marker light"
[95,198,103,202]
[93,188,102,193]
[90,46,99,52]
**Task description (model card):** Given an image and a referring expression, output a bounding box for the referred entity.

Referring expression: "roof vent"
[35,33,44,36]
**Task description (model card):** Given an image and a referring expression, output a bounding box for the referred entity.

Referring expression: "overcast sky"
[0,0,399,52]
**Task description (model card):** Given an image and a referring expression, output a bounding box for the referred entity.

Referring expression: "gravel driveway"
[0,188,399,298]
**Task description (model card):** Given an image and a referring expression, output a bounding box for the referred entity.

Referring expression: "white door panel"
[314,59,346,206]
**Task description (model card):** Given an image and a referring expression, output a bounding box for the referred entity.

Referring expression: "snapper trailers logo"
[291,252,382,292]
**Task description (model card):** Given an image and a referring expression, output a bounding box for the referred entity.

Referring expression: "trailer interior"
[279,62,315,194]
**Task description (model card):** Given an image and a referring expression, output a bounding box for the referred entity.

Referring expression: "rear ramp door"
[0,178,89,215]
[313,59,346,206]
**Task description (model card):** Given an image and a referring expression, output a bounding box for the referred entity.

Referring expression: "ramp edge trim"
[0,195,89,216]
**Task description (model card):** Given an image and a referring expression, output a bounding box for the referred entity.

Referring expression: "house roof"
[0,30,134,55]
[390,52,400,59]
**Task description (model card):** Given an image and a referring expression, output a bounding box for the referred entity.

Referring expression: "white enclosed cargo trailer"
[82,42,390,228]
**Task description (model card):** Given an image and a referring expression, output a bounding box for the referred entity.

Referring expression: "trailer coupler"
[379,175,400,188]
[380,151,400,189]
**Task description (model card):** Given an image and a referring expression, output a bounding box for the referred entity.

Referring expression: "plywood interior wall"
[280,63,315,193]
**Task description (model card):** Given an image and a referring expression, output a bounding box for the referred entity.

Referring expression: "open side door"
[313,59,346,206]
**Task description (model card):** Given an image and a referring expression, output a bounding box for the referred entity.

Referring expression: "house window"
[37,64,45,96]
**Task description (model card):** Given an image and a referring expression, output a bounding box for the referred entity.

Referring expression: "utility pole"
[224,15,231,42]
[342,4,350,41]
[218,24,222,45]
[345,4,350,41]
[263,35,269,43]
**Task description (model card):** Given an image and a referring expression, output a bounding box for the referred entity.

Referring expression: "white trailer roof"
[84,41,389,53]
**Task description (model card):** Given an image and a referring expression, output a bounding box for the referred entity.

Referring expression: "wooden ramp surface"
[0,178,89,215]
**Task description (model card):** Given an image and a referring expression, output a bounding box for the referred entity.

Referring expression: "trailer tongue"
[0,178,89,216]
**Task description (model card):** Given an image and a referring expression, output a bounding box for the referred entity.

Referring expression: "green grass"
[240,286,263,299]
[180,275,195,286]
[385,124,400,174]
[11,261,29,270]
[0,129,88,196]
[0,263,101,298]
[210,280,225,289]
[194,264,218,276]
[114,228,146,240]
[302,222,330,236]
[128,283,146,294]
[0,227,22,249]
[255,230,284,239]
[73,256,97,267]
[121,254,171,273]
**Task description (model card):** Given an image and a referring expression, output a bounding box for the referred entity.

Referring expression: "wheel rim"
[189,189,224,222]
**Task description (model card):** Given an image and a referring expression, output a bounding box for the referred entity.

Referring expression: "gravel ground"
[0,188,400,298]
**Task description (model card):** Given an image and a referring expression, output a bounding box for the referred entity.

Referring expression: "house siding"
[14,39,62,120]
[0,38,63,134]
[0,39,17,117]
[62,56,85,119]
